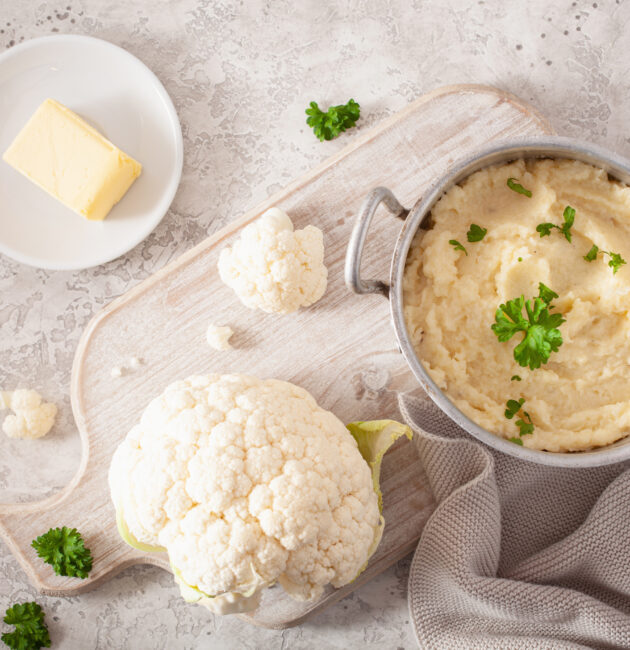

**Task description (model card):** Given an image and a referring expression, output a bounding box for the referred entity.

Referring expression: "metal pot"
[345,137,630,467]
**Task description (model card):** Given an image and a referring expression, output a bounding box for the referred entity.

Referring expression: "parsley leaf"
[505,399,535,438]
[584,244,599,262]
[305,99,360,141]
[31,527,93,579]
[505,398,525,419]
[2,602,50,650]
[508,436,524,446]
[507,177,532,197]
[561,206,576,239]
[467,224,487,242]
[449,239,468,255]
[491,288,565,369]
[516,414,535,437]
[607,251,627,274]
[537,282,559,305]
[511,375,522,381]
[583,245,627,274]
[536,205,575,242]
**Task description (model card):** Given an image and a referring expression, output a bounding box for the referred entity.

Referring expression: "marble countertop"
[1,0,628,647]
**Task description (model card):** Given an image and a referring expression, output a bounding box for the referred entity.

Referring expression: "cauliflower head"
[109,374,409,614]
[0,389,57,439]
[217,208,328,314]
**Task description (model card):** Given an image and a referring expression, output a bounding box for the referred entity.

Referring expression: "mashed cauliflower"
[403,158,630,452]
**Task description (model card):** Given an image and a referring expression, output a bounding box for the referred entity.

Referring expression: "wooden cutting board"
[0,85,553,629]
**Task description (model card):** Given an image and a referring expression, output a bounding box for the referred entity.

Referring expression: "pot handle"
[345,187,409,298]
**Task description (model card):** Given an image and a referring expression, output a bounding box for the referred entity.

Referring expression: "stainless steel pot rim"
[351,136,630,467]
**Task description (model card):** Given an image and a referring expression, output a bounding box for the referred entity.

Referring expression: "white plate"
[0,35,183,270]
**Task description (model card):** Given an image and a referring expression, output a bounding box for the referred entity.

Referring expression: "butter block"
[3,98,142,221]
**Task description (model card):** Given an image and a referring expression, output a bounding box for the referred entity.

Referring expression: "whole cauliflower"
[217,208,328,314]
[0,389,57,439]
[109,374,409,614]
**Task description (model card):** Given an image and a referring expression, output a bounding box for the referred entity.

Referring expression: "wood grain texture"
[0,85,553,629]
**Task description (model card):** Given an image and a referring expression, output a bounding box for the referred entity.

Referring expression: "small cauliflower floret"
[0,389,57,439]
[217,208,328,314]
[109,374,409,614]
[206,324,234,351]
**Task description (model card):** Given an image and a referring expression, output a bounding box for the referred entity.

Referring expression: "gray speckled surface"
[0,0,628,647]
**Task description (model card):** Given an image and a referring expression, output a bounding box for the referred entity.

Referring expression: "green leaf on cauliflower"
[116,508,166,554]
[346,419,413,511]
[171,562,265,615]
[345,419,413,578]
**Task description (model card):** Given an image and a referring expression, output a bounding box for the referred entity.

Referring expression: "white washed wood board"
[0,85,553,629]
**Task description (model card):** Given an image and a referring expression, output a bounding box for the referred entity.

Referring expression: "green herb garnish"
[31,526,93,579]
[584,244,599,262]
[536,205,575,242]
[505,398,534,437]
[505,398,525,419]
[507,177,532,197]
[511,375,522,381]
[607,252,627,274]
[466,224,487,242]
[2,602,50,650]
[449,239,468,255]
[537,282,559,305]
[491,283,565,369]
[583,244,627,274]
[508,436,524,446]
[305,99,360,141]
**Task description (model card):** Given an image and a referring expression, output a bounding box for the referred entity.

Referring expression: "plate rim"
[0,34,184,271]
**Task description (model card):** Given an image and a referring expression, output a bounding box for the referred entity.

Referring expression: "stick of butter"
[3,98,142,221]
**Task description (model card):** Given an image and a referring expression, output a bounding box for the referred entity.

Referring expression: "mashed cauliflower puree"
[403,158,630,452]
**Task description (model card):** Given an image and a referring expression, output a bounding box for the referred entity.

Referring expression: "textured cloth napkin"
[399,393,630,650]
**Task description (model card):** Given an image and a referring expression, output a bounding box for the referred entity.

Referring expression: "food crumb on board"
[207,324,234,351]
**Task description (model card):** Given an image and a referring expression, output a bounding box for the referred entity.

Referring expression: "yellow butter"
[3,98,142,221]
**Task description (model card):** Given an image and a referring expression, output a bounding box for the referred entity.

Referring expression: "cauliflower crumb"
[206,324,234,351]
[217,207,328,314]
[0,389,57,439]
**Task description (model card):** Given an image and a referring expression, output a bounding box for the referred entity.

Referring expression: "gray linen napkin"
[399,392,630,650]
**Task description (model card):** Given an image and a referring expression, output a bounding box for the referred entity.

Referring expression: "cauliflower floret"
[206,324,234,351]
[109,374,384,612]
[217,208,328,314]
[0,389,57,439]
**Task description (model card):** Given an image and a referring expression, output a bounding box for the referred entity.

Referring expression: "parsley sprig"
[536,205,576,242]
[583,244,627,274]
[491,283,565,370]
[305,99,360,141]
[507,178,532,197]
[31,526,93,579]
[2,602,50,650]
[505,398,535,439]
